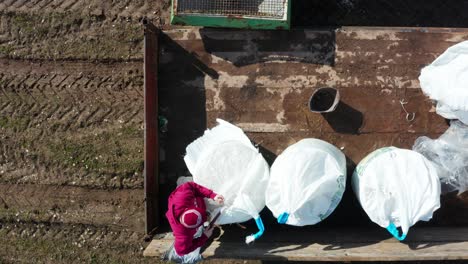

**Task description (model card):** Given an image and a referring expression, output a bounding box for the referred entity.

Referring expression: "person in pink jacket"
[166,182,224,256]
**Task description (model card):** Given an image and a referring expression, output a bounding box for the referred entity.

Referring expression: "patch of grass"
[0,44,15,56]
[0,116,30,131]
[11,13,32,31]
[9,12,78,37]
[0,208,50,223]
[0,116,8,128]
[50,141,101,171]
[47,125,143,178]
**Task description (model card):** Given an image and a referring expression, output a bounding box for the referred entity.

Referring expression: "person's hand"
[203,225,215,238]
[214,194,224,205]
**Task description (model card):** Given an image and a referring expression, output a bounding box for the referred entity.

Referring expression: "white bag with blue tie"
[266,138,347,226]
[184,119,269,244]
[352,147,441,240]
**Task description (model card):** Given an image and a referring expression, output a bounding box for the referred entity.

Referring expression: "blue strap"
[277,212,289,224]
[252,217,265,240]
[386,222,407,241]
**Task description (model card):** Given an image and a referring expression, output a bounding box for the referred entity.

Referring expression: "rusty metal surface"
[158,27,468,226]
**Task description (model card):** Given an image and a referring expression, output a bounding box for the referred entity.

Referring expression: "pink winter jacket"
[165,182,217,255]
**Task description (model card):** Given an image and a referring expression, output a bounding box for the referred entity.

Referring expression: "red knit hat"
[180,208,205,229]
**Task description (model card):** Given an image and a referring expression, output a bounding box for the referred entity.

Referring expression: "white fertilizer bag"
[419,41,468,124]
[352,147,441,241]
[184,119,269,244]
[266,139,346,226]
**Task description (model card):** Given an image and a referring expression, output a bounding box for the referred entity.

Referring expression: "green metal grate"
[176,0,285,18]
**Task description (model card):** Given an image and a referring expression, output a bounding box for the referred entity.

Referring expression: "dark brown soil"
[0,0,169,262]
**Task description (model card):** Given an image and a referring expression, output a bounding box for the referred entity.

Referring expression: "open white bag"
[352,147,441,240]
[184,119,269,243]
[266,139,346,226]
[419,41,468,124]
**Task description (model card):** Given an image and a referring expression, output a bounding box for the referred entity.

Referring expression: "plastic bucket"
[309,87,340,113]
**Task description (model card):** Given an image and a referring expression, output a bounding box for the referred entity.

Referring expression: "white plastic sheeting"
[413,121,468,195]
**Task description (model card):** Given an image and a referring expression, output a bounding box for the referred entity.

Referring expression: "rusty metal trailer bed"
[143,23,468,261]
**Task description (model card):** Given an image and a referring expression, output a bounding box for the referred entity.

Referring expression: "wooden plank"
[159,63,422,91]
[144,228,468,261]
[149,226,468,243]
[203,85,444,134]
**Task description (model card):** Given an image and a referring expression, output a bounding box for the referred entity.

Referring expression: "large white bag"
[184,119,269,243]
[352,147,441,240]
[419,41,468,124]
[266,139,346,226]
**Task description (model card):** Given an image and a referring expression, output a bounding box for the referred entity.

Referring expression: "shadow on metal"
[157,31,219,232]
[292,0,468,28]
[199,27,336,67]
[322,101,364,135]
